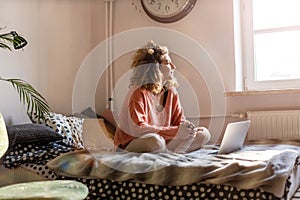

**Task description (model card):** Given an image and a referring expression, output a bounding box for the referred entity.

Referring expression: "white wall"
[0,0,102,124]
[1,0,299,136]
[94,0,235,119]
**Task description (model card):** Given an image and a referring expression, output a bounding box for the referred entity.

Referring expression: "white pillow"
[31,112,84,149]
[0,113,9,159]
[82,118,114,150]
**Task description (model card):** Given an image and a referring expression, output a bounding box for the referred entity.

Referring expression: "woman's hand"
[169,122,211,153]
[175,121,195,140]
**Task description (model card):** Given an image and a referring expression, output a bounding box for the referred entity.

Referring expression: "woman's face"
[160,54,176,82]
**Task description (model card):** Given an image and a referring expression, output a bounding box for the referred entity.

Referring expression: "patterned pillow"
[30,112,84,149]
[6,123,63,148]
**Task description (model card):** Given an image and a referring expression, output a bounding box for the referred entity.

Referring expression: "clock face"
[141,0,196,23]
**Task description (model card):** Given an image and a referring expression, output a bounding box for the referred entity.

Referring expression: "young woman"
[114,41,210,153]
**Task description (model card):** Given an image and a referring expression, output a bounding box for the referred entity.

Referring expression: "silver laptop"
[214,120,251,154]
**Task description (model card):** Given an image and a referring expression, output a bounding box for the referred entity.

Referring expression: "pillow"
[100,109,117,138]
[103,118,116,139]
[6,123,63,148]
[75,108,116,139]
[81,107,100,118]
[0,113,9,159]
[101,109,118,128]
[82,118,114,150]
[30,112,85,149]
[73,107,100,119]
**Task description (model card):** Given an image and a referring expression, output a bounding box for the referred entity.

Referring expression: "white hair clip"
[148,48,154,55]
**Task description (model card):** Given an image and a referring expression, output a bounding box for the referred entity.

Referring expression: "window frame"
[241,0,300,91]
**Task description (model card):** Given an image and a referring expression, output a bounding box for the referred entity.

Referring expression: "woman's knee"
[186,128,211,152]
[200,127,211,145]
[196,128,211,146]
[125,133,166,153]
[142,134,166,152]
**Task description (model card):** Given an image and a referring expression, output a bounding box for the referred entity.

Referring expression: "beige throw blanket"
[47,144,300,198]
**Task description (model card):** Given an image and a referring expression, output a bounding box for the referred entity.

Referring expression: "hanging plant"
[0,27,51,121]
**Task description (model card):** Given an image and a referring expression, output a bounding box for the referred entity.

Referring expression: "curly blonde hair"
[129,41,176,94]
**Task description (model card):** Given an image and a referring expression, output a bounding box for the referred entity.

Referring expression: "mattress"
[3,141,300,199]
[0,164,47,187]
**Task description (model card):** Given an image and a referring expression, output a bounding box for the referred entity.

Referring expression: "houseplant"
[0,27,50,121]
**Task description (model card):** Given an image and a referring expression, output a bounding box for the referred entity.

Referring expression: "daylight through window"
[242,0,300,90]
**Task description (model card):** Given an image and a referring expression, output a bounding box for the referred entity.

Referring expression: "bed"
[1,110,300,200]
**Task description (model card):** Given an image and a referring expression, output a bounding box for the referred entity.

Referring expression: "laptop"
[209,120,251,154]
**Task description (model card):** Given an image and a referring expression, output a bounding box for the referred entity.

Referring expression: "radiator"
[246,110,300,140]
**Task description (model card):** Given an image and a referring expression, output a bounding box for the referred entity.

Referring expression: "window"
[242,0,300,90]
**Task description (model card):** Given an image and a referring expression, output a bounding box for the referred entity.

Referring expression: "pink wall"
[0,0,299,135]
[0,0,101,124]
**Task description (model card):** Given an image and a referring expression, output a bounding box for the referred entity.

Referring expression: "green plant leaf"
[0,78,51,121]
[0,34,14,51]
[0,43,12,51]
[1,28,50,122]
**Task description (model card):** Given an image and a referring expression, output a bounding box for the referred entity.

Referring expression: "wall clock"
[141,0,197,23]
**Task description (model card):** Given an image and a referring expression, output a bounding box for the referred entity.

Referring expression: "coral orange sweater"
[114,86,184,149]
